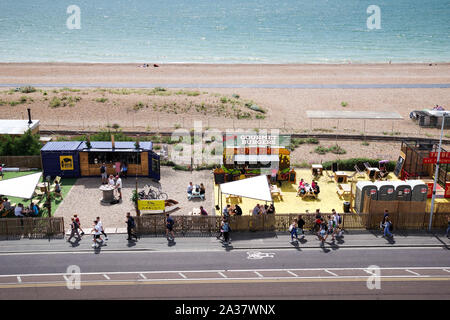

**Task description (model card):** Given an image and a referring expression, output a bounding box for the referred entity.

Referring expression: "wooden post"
[111,134,115,149]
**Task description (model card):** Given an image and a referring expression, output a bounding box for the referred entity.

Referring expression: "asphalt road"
[0,247,449,299]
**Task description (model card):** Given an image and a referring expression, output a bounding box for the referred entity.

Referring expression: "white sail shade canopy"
[219,175,272,202]
[0,172,42,199]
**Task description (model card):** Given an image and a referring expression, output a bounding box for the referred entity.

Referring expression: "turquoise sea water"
[0,0,449,63]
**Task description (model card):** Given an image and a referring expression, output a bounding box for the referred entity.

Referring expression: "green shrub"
[341,101,348,107]
[322,158,396,172]
[0,129,41,156]
[314,146,328,155]
[305,138,319,144]
[19,86,36,93]
[95,97,108,103]
[49,97,61,108]
[328,145,346,154]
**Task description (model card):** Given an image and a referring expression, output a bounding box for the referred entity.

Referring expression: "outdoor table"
[270,185,283,201]
[334,171,348,183]
[311,164,323,176]
[99,185,115,203]
[37,182,47,192]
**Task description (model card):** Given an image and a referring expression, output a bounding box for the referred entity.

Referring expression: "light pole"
[428,112,448,231]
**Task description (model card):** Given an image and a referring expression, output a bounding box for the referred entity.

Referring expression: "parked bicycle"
[138,185,168,200]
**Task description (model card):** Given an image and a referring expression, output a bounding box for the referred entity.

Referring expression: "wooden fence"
[134,212,449,236]
[0,217,64,238]
[0,156,41,169]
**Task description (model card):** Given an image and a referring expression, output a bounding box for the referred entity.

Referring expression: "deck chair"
[363,162,371,170]
[347,171,358,182]
[354,164,365,178]
[324,169,334,182]
[368,169,376,180]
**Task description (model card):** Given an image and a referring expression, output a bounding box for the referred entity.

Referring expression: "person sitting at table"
[233,204,243,216]
[297,179,306,196]
[54,181,63,199]
[200,183,206,196]
[200,206,208,216]
[14,203,25,217]
[313,181,320,196]
[187,182,193,196]
[30,203,39,216]
[2,198,11,212]
[267,203,275,214]
[252,204,261,216]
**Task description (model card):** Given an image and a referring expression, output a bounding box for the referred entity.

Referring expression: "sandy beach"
[0,62,449,85]
[0,63,449,166]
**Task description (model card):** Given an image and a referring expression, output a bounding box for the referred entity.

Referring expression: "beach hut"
[41,141,160,180]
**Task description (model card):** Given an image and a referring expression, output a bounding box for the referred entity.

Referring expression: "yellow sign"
[138,200,166,211]
[60,156,74,170]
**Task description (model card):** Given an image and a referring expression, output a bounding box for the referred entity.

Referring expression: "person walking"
[297,215,306,239]
[318,220,328,244]
[67,217,81,242]
[96,216,108,241]
[115,175,123,200]
[289,219,299,242]
[221,217,231,246]
[126,212,138,241]
[91,220,103,248]
[383,216,393,238]
[327,215,336,241]
[73,214,85,236]
[166,213,175,240]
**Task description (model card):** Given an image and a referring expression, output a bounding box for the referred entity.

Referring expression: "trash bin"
[343,201,350,213]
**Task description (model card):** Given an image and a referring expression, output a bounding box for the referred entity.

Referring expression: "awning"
[234,154,280,163]
[0,172,42,199]
[219,175,272,202]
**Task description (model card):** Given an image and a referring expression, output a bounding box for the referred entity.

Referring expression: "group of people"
[222,204,244,217]
[105,174,123,200]
[68,214,109,248]
[297,179,320,197]
[187,182,206,199]
[289,209,342,244]
[251,203,275,215]
[100,162,128,184]
[11,202,39,217]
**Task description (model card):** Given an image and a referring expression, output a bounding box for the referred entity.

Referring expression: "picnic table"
[336,183,352,197]
[334,171,348,183]
[270,185,283,201]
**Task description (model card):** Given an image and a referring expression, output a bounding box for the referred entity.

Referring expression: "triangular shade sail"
[0,172,42,199]
[219,175,272,202]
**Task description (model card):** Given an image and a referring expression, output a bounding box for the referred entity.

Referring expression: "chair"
[347,171,358,182]
[324,169,334,182]
[368,170,376,180]
[363,162,371,170]
[354,164,365,178]
[53,176,61,185]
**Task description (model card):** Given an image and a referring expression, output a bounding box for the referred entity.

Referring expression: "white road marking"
[103,274,110,280]
[254,271,264,278]
[139,273,147,279]
[178,272,187,279]
[218,272,227,278]
[405,269,422,276]
[17,276,21,283]
[324,269,338,277]
[443,269,450,273]
[286,271,299,277]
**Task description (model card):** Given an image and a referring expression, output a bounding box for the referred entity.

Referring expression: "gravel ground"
[54,167,214,230]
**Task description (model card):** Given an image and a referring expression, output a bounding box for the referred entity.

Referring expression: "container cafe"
[215,133,295,184]
[41,141,160,180]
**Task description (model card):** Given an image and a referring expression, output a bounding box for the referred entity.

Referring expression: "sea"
[0,0,449,63]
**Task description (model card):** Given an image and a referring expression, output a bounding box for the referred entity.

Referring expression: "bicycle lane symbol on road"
[247,251,276,260]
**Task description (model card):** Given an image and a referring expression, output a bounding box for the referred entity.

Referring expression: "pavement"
[0,230,448,254]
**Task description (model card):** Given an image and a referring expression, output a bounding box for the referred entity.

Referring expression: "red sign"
[423,157,450,164]
[429,152,450,159]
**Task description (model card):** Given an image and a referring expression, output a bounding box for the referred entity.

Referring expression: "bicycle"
[139,185,168,200]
